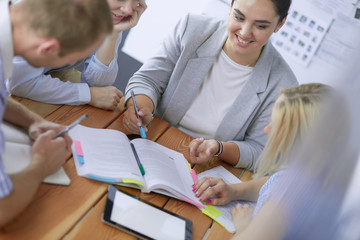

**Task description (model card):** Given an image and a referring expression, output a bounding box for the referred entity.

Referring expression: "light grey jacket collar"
[216,43,275,140]
[162,26,227,124]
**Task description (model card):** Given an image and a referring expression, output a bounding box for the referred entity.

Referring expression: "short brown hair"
[22,0,113,55]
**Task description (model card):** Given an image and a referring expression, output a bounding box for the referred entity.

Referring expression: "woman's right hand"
[123,94,154,134]
[193,177,235,205]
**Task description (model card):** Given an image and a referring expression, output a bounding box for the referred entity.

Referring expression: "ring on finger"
[126,121,129,127]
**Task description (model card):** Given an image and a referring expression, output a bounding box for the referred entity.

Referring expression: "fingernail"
[195,192,199,197]
[192,188,196,192]
[192,184,195,188]
[206,199,212,203]
[199,197,203,201]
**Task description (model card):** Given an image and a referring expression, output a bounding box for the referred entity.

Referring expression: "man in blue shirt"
[8,0,147,111]
[0,0,113,226]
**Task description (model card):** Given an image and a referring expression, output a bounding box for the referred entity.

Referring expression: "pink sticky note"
[191,169,198,183]
[181,197,204,209]
[74,140,84,156]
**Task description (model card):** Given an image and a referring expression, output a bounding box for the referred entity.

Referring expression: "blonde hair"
[253,83,333,180]
[21,0,113,56]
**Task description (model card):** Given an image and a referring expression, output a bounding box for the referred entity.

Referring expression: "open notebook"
[1,121,70,185]
[68,125,255,233]
[68,125,203,208]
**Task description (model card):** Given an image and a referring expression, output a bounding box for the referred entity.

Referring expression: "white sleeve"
[9,57,91,105]
[80,32,122,86]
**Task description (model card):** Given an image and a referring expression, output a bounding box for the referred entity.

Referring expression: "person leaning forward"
[0,0,113,227]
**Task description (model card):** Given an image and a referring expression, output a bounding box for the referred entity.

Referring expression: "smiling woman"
[123,0,297,170]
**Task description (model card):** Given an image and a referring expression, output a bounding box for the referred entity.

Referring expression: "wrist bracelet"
[214,140,223,157]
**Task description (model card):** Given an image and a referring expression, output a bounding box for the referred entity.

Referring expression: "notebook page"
[131,138,201,205]
[2,121,32,144]
[198,166,256,233]
[69,125,144,184]
[1,122,70,186]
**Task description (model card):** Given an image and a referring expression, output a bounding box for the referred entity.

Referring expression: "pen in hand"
[55,114,88,138]
[130,90,146,138]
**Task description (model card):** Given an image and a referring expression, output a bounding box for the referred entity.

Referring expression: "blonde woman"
[193,83,333,231]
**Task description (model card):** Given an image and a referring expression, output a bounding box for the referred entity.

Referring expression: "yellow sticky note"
[122,178,145,188]
[202,205,222,219]
[186,162,192,172]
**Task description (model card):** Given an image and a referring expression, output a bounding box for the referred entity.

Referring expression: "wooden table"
[0,97,253,240]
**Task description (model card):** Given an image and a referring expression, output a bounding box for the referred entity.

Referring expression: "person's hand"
[123,94,154,134]
[189,138,220,164]
[231,203,254,234]
[28,119,66,141]
[89,86,123,111]
[113,0,147,33]
[193,177,235,205]
[30,130,72,179]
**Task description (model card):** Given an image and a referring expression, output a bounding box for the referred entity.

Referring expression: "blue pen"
[130,90,146,138]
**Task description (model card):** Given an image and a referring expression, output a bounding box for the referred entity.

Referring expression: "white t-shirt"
[178,50,254,139]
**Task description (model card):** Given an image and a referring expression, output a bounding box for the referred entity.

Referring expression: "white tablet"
[102,185,193,240]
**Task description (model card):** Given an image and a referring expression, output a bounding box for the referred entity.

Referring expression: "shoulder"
[264,43,298,85]
[176,13,226,40]
[253,42,298,96]
[253,172,285,217]
[183,13,225,27]
[259,171,285,198]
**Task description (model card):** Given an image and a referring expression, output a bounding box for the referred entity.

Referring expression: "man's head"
[11,0,113,67]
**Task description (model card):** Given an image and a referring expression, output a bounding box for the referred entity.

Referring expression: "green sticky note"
[202,205,222,219]
[122,178,145,188]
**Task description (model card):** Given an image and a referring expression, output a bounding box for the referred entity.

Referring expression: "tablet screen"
[103,186,192,240]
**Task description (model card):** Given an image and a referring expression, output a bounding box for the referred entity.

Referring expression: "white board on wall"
[273,0,360,85]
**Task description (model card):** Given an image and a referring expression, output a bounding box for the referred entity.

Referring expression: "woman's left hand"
[189,138,219,164]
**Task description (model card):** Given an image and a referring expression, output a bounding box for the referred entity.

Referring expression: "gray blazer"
[125,14,298,169]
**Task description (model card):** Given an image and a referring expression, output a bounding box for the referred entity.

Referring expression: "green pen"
[130,142,145,176]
